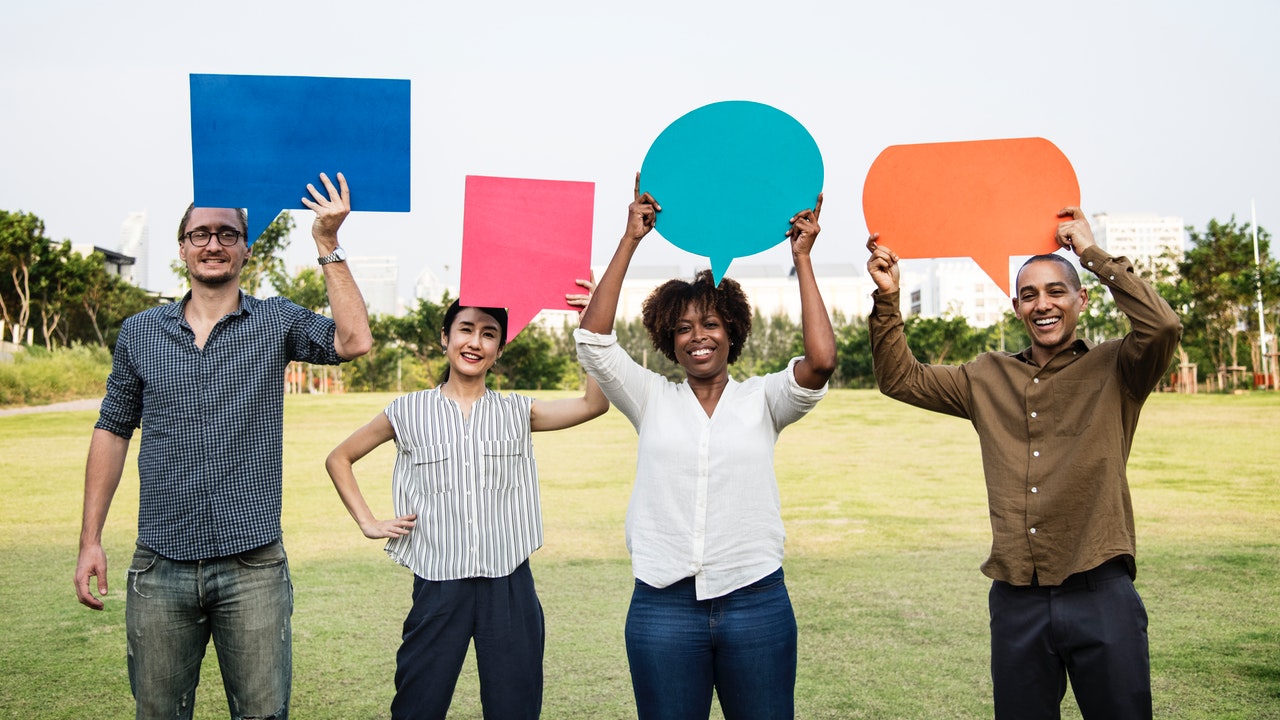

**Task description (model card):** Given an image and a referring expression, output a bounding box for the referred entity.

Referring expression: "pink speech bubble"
[459,176,595,342]
[862,137,1079,296]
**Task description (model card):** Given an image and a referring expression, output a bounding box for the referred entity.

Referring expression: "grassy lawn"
[1,390,1277,718]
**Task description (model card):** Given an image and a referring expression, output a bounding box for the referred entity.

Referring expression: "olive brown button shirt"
[869,246,1182,586]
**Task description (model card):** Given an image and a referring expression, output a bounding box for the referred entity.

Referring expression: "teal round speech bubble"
[639,101,823,283]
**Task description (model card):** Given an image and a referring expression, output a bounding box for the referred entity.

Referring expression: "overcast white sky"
[3,1,1277,299]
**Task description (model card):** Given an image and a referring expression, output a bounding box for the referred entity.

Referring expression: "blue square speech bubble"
[191,73,410,244]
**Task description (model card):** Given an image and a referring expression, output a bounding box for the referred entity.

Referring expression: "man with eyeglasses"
[74,172,373,719]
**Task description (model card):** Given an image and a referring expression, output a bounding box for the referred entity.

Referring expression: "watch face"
[320,247,346,264]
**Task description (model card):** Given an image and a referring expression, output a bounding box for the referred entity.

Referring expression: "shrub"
[0,344,112,407]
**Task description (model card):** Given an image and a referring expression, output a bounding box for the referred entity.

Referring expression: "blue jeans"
[625,567,796,720]
[125,540,293,720]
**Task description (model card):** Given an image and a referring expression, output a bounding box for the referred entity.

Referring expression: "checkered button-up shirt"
[95,292,343,561]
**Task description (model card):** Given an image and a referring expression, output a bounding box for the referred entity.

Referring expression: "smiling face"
[1013,258,1089,366]
[672,302,731,381]
[178,207,249,287]
[441,307,505,381]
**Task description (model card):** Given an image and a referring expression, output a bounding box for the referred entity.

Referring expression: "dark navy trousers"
[391,560,543,720]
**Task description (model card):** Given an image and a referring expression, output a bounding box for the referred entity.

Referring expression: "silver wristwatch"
[317,246,347,265]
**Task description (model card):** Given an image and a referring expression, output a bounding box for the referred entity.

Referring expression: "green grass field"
[1,390,1277,719]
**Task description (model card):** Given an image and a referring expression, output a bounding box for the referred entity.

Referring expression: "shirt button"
[1033,378,1040,384]
[1033,450,1040,457]
[1087,261,1094,267]
[1029,528,1037,534]
[1109,275,1115,280]
[1031,487,1039,493]
[1030,412,1037,418]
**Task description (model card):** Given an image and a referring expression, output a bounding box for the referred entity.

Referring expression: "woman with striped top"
[326,293,607,720]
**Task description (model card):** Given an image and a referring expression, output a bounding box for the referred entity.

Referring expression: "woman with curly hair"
[576,174,836,720]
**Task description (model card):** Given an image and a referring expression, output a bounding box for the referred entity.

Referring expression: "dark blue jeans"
[391,560,543,720]
[989,559,1152,719]
[625,567,796,720]
[124,540,292,720]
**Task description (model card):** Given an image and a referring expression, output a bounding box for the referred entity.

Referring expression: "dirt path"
[0,398,102,416]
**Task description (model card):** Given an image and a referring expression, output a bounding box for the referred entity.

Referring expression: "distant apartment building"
[1091,212,1185,278]
[414,264,454,307]
[70,243,138,283]
[905,258,1013,328]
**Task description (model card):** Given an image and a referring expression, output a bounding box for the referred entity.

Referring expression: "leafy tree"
[1170,217,1276,381]
[979,310,1031,355]
[735,309,800,380]
[245,212,295,296]
[272,266,328,312]
[386,294,452,376]
[613,315,682,381]
[0,210,49,344]
[2,210,165,351]
[342,294,453,391]
[833,316,874,388]
[1077,273,1130,344]
[345,314,431,392]
[76,264,156,347]
[493,323,572,390]
[903,313,984,365]
[33,240,87,349]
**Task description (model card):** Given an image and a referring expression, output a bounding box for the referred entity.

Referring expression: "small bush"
[0,344,112,407]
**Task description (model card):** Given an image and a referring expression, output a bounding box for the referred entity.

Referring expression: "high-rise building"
[1091,212,1185,278]
[414,264,454,307]
[348,256,400,317]
[119,211,149,288]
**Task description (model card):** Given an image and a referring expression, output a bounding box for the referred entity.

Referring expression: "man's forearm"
[322,263,372,359]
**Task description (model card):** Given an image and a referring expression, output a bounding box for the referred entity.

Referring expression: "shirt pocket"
[1050,379,1104,437]
[480,439,526,490]
[404,443,454,497]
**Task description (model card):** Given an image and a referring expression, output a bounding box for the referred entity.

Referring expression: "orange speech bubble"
[862,137,1079,296]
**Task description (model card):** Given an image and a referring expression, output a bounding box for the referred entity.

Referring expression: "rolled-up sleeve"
[765,356,828,432]
[95,318,143,439]
[574,328,660,431]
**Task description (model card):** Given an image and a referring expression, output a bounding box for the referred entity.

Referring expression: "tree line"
[2,208,1277,391]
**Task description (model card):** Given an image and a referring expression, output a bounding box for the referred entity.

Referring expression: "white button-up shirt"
[575,328,826,599]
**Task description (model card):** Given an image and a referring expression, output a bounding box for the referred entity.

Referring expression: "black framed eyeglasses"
[183,230,244,247]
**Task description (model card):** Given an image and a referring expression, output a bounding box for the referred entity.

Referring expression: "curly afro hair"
[641,269,753,365]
